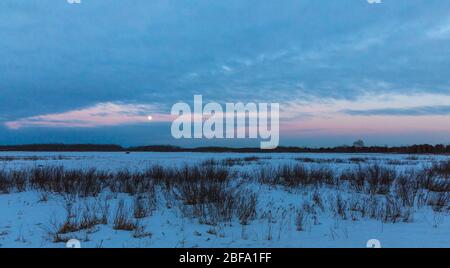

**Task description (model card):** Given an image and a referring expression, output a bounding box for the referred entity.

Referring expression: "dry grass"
[0,158,447,239]
[113,200,137,231]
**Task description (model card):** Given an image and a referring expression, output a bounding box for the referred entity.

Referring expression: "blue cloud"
[0,0,449,145]
[343,105,450,116]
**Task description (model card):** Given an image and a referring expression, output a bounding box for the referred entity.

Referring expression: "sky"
[1,0,450,147]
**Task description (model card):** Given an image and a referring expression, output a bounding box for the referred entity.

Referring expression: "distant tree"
[353,140,365,148]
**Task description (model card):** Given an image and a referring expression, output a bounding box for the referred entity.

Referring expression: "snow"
[0,152,449,248]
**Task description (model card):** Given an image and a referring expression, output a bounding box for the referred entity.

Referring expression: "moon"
[147,115,153,121]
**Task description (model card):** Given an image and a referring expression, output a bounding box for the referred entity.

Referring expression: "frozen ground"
[0,152,449,248]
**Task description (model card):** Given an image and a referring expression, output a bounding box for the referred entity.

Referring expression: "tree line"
[0,143,449,154]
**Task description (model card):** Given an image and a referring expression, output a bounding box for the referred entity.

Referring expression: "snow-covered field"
[0,152,449,248]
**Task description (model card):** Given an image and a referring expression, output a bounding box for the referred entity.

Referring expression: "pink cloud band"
[5,102,173,129]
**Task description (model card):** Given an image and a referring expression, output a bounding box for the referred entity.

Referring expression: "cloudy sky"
[1,0,449,147]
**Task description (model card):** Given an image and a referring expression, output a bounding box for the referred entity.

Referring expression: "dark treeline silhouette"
[0,143,449,154]
[0,144,123,152]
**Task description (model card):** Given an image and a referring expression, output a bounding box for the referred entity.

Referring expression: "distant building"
[353,140,365,148]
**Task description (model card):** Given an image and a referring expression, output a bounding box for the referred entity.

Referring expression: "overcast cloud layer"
[1,0,449,147]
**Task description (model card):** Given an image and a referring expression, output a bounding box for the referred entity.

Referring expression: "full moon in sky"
[147,115,153,121]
